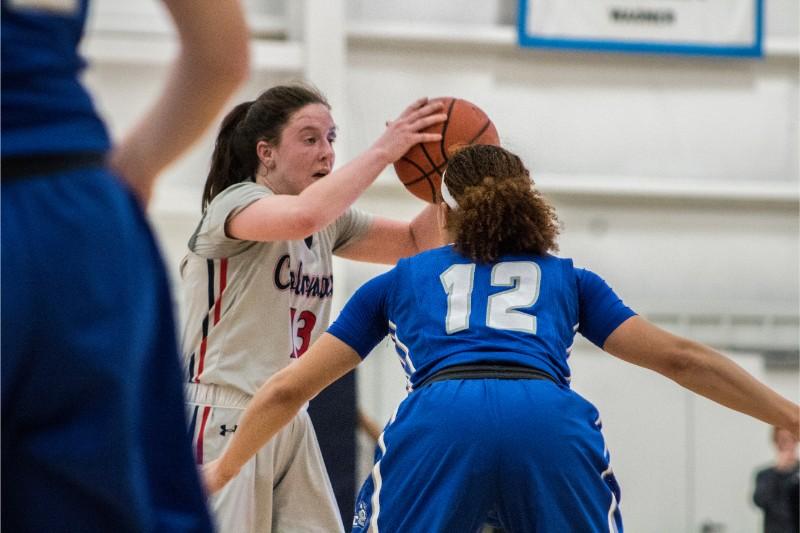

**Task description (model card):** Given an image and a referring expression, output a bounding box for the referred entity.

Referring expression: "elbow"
[658,337,702,382]
[262,372,308,413]
[286,203,326,238]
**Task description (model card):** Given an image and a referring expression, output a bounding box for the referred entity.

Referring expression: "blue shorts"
[352,378,623,533]
[1,168,212,532]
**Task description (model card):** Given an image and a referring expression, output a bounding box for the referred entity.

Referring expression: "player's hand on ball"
[373,98,447,165]
[202,458,237,496]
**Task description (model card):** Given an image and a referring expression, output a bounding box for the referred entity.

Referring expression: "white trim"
[388,321,416,374]
[533,174,799,204]
[348,21,798,59]
[368,407,399,532]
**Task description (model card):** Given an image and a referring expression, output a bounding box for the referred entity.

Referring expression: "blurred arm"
[603,316,799,438]
[109,0,250,205]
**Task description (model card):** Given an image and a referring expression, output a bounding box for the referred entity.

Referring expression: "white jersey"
[180,181,372,396]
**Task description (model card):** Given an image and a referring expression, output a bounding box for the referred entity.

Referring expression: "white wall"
[82,1,798,531]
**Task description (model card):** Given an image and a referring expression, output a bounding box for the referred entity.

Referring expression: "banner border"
[517,0,764,57]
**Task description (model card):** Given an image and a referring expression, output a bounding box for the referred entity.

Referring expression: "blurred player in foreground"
[1,1,248,531]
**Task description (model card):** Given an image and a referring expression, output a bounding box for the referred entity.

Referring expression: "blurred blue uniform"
[329,245,635,532]
[1,2,213,531]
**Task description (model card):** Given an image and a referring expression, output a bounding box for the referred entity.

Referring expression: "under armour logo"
[220,424,238,436]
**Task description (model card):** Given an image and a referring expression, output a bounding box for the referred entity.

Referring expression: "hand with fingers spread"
[371,98,447,165]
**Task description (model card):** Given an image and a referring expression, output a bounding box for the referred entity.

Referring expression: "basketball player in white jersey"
[180,85,446,532]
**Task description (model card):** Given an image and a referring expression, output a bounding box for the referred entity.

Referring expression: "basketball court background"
[83,1,798,531]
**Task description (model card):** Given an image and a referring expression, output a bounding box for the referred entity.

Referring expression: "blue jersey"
[1,0,110,157]
[328,245,635,387]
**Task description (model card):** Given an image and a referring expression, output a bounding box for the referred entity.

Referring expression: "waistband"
[185,382,252,409]
[414,363,556,391]
[2,151,107,181]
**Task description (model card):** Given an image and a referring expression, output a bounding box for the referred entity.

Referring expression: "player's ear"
[437,201,449,232]
[256,140,275,170]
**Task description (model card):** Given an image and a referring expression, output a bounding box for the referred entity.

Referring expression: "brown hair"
[443,144,559,263]
[201,84,329,210]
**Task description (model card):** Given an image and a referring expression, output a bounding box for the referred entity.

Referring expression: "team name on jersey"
[273,254,334,299]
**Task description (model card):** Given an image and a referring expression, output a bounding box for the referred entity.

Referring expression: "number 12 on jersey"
[440,261,541,335]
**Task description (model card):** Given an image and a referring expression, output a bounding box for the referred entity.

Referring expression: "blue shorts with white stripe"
[352,378,622,533]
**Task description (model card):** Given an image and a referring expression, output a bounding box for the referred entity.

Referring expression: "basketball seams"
[397,156,430,185]
[418,144,443,181]
[398,156,445,185]
[438,98,457,162]
[394,97,498,203]
[468,119,493,145]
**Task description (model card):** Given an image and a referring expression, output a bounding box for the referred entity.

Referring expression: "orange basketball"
[394,97,500,203]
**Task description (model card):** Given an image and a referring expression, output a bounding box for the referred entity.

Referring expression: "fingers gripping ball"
[394,97,500,203]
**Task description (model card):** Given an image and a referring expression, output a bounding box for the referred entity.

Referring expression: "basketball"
[394,97,500,203]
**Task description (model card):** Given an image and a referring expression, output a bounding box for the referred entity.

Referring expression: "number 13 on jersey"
[440,261,541,335]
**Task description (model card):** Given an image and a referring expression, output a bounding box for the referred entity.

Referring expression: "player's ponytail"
[443,144,559,263]
[203,101,254,210]
[202,84,330,211]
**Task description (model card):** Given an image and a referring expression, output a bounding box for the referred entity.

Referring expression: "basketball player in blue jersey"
[1,1,248,531]
[203,144,799,532]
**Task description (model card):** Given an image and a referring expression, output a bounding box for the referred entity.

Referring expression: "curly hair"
[443,144,559,263]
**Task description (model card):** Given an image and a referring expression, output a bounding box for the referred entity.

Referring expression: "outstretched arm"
[603,316,799,438]
[203,334,361,494]
[110,0,250,205]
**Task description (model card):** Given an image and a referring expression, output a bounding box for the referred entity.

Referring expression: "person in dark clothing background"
[754,426,800,533]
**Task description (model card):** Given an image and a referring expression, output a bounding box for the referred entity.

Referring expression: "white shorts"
[187,382,344,533]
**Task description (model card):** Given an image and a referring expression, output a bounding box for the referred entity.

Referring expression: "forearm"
[298,147,392,232]
[110,0,249,205]
[668,342,799,435]
[215,372,306,479]
[213,335,362,481]
[297,97,445,232]
[334,204,443,264]
[605,318,799,437]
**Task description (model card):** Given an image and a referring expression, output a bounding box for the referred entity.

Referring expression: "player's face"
[268,103,337,194]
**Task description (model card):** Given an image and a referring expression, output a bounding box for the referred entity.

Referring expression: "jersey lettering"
[274,255,334,299]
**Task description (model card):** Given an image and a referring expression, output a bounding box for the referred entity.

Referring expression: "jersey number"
[290,308,317,358]
[440,261,541,334]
